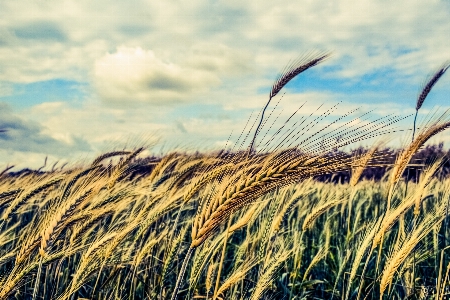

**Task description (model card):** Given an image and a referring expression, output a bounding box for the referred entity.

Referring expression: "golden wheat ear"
[416,62,450,111]
[270,51,331,99]
[249,51,331,153]
[412,61,450,140]
[91,151,131,166]
[379,203,446,298]
[388,118,450,206]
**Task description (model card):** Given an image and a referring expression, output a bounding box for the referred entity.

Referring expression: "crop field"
[1,54,450,300]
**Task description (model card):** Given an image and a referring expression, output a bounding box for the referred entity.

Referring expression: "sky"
[0,0,450,170]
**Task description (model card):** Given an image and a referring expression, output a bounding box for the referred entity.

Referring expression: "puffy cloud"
[93,45,252,104]
[0,83,13,97]
[27,100,167,148]
[93,47,220,104]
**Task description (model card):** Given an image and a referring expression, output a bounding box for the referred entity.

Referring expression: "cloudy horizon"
[1,0,450,170]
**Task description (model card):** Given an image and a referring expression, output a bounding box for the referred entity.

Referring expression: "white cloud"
[0,0,447,84]
[0,83,13,97]
[93,46,220,104]
[93,44,254,104]
[28,100,166,147]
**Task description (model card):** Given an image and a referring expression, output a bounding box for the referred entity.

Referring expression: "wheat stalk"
[412,62,449,141]
[302,195,345,231]
[272,186,312,234]
[206,262,216,298]
[350,145,380,187]
[91,150,131,166]
[39,189,94,257]
[388,118,450,207]
[213,259,257,300]
[379,204,445,298]
[192,153,351,248]
[302,245,328,281]
[372,196,415,250]
[346,218,381,300]
[249,246,292,300]
[1,176,62,221]
[62,233,117,300]
[228,204,258,233]
[0,247,82,299]
[161,227,187,286]
[184,163,233,203]
[148,152,180,182]
[413,159,442,215]
[108,147,144,188]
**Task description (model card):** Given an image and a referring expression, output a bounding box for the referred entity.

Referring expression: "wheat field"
[1,54,450,300]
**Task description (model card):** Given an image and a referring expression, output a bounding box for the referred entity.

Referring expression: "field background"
[1,142,450,300]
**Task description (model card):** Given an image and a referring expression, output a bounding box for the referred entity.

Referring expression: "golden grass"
[0,152,449,299]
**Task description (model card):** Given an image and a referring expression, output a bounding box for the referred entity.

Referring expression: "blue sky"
[0,0,450,169]
[1,80,87,110]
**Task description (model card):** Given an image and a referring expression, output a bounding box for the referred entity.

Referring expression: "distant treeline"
[317,143,450,184]
[6,144,450,184]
